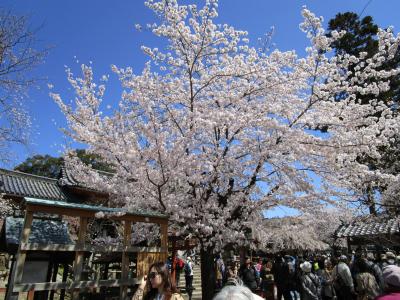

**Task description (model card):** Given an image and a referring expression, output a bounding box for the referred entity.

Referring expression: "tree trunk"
[200,246,216,300]
[367,186,377,216]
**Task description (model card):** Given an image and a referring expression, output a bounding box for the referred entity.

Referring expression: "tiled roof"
[0,217,74,253]
[59,166,113,194]
[336,218,400,238]
[59,166,112,191]
[0,168,67,201]
[58,166,80,186]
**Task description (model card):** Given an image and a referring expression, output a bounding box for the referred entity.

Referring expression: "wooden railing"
[8,198,169,300]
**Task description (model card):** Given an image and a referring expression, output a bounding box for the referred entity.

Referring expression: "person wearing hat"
[300,261,321,300]
[375,265,400,300]
[331,255,355,300]
[385,252,396,266]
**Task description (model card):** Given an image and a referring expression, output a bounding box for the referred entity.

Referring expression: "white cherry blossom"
[53,2,400,254]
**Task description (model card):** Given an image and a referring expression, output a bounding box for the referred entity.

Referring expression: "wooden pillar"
[13,211,33,284]
[160,223,168,252]
[120,220,132,300]
[27,290,34,300]
[6,211,34,300]
[72,217,87,300]
[60,264,69,300]
[49,262,59,300]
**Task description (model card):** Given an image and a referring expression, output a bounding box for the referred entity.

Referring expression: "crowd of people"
[131,249,400,300]
[216,250,400,300]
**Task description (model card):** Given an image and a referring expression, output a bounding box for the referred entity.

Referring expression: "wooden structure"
[8,197,168,300]
[335,217,400,253]
[168,236,198,286]
[1,216,75,300]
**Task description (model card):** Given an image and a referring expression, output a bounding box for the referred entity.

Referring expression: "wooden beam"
[13,211,34,284]
[26,204,168,224]
[69,278,137,289]
[13,282,67,292]
[20,242,167,253]
[72,216,87,300]
[12,279,138,292]
[120,220,132,300]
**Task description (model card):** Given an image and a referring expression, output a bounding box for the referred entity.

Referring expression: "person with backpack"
[366,252,384,293]
[331,255,355,300]
[300,261,322,300]
[174,256,185,285]
[184,257,194,300]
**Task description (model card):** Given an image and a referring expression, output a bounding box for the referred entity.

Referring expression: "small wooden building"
[335,217,400,252]
[0,168,169,300]
[0,216,75,300]
[7,197,168,300]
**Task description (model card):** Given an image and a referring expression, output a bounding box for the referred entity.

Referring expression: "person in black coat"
[272,254,293,300]
[239,257,259,292]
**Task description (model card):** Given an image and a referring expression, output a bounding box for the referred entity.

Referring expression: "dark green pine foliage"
[327,12,400,215]
[327,12,400,106]
[14,149,113,178]
[14,154,63,178]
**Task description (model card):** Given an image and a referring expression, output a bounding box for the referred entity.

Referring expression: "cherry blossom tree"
[52,1,400,298]
[0,9,47,163]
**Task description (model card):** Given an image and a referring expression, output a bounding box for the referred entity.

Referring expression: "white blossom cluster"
[260,208,354,252]
[52,1,400,251]
[0,194,13,218]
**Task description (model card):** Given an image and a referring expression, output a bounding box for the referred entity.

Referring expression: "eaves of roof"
[0,168,68,201]
[335,218,400,238]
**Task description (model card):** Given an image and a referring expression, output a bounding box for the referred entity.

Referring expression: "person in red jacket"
[375,265,400,300]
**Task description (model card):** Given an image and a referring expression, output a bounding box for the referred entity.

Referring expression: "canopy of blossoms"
[52,0,400,251]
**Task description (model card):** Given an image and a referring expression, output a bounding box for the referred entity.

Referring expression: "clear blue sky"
[3,0,400,168]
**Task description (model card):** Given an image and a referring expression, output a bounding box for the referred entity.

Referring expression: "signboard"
[21,261,49,283]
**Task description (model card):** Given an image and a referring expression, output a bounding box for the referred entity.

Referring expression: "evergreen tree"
[328,12,400,107]
[327,12,400,214]
[14,149,113,178]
